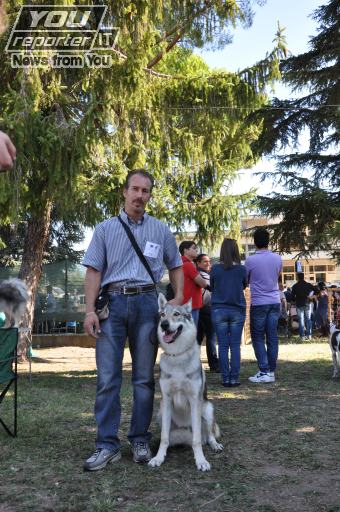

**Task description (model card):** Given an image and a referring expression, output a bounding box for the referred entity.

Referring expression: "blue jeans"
[250,304,280,373]
[212,307,245,383]
[296,305,312,338]
[95,291,158,451]
[191,308,200,327]
[197,307,219,370]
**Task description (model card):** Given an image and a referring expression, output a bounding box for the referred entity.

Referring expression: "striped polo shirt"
[82,210,182,287]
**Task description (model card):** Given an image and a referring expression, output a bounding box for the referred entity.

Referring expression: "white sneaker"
[248,371,273,383]
[268,371,275,382]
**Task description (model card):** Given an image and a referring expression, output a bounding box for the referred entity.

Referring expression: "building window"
[283,274,295,283]
[315,265,326,272]
[283,266,295,273]
[315,273,326,283]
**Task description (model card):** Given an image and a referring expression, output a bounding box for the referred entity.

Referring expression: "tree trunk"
[18,202,52,359]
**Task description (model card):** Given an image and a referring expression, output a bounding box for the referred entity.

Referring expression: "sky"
[198,0,322,196]
[78,0,323,249]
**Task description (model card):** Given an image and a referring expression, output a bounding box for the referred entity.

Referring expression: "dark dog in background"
[329,322,340,378]
[0,278,29,327]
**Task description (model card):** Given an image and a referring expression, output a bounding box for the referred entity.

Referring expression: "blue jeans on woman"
[95,291,158,451]
[250,303,280,373]
[212,306,246,383]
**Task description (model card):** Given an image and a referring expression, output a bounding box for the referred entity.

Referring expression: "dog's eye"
[160,312,165,317]
[173,311,180,316]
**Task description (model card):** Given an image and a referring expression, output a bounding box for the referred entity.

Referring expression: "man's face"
[123,174,152,218]
[197,256,211,272]
[184,244,198,261]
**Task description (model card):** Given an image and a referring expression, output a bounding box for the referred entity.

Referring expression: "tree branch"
[147,0,215,69]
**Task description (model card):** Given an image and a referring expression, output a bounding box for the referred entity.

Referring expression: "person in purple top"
[245,228,282,383]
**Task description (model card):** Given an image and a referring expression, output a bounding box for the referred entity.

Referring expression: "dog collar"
[163,346,192,357]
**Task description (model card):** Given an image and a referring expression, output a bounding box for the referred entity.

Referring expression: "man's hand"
[84,311,101,338]
[0,131,16,171]
[168,293,183,306]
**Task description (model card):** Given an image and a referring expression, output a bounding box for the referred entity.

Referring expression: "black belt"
[108,284,156,295]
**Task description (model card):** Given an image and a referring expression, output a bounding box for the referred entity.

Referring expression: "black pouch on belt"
[94,285,110,320]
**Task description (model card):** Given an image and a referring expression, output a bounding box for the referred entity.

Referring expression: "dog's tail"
[213,422,221,440]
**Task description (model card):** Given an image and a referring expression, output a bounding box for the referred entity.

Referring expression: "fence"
[0,261,170,335]
[0,261,86,334]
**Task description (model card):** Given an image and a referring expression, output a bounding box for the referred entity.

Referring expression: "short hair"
[318,281,326,290]
[124,169,154,191]
[179,241,196,256]
[220,238,241,269]
[196,253,209,264]
[297,272,304,281]
[253,228,270,249]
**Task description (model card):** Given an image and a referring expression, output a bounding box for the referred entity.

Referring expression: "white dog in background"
[149,293,223,472]
[330,322,340,378]
[0,278,29,327]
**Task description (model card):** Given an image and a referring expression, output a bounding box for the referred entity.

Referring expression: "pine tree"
[0,0,286,334]
[252,0,340,258]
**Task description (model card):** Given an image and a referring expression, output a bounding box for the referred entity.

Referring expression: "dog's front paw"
[211,441,223,452]
[196,458,211,471]
[148,456,164,468]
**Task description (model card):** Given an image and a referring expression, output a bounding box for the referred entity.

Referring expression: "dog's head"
[157,293,196,353]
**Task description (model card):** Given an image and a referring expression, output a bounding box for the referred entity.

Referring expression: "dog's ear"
[182,298,192,314]
[158,293,167,312]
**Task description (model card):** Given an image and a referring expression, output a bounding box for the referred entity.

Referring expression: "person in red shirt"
[178,241,210,327]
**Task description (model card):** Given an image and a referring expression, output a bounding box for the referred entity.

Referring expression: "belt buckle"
[123,286,136,295]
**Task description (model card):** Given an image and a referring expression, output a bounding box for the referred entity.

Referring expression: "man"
[178,241,210,327]
[245,228,282,383]
[0,3,17,171]
[291,273,315,340]
[195,253,219,372]
[83,170,183,471]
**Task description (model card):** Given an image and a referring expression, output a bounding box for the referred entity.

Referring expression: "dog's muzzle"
[160,320,183,344]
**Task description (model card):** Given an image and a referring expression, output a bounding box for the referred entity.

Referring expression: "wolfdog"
[0,278,29,327]
[149,293,223,472]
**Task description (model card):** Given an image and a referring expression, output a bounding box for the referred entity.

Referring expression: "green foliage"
[0,0,285,253]
[252,0,340,258]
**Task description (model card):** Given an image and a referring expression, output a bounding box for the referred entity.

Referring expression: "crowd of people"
[279,276,335,340]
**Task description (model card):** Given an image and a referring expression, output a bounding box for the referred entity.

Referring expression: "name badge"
[143,241,160,258]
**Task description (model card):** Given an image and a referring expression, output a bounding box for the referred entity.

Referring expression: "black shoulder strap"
[117,215,156,284]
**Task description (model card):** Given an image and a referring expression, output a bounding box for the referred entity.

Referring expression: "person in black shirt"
[291,273,315,340]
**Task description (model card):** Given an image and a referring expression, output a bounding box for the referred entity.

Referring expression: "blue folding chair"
[0,328,18,437]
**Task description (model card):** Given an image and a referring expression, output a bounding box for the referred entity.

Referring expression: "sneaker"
[267,371,275,382]
[248,371,273,383]
[131,442,152,463]
[83,447,121,471]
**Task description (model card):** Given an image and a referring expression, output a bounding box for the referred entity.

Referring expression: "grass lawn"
[0,336,340,512]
